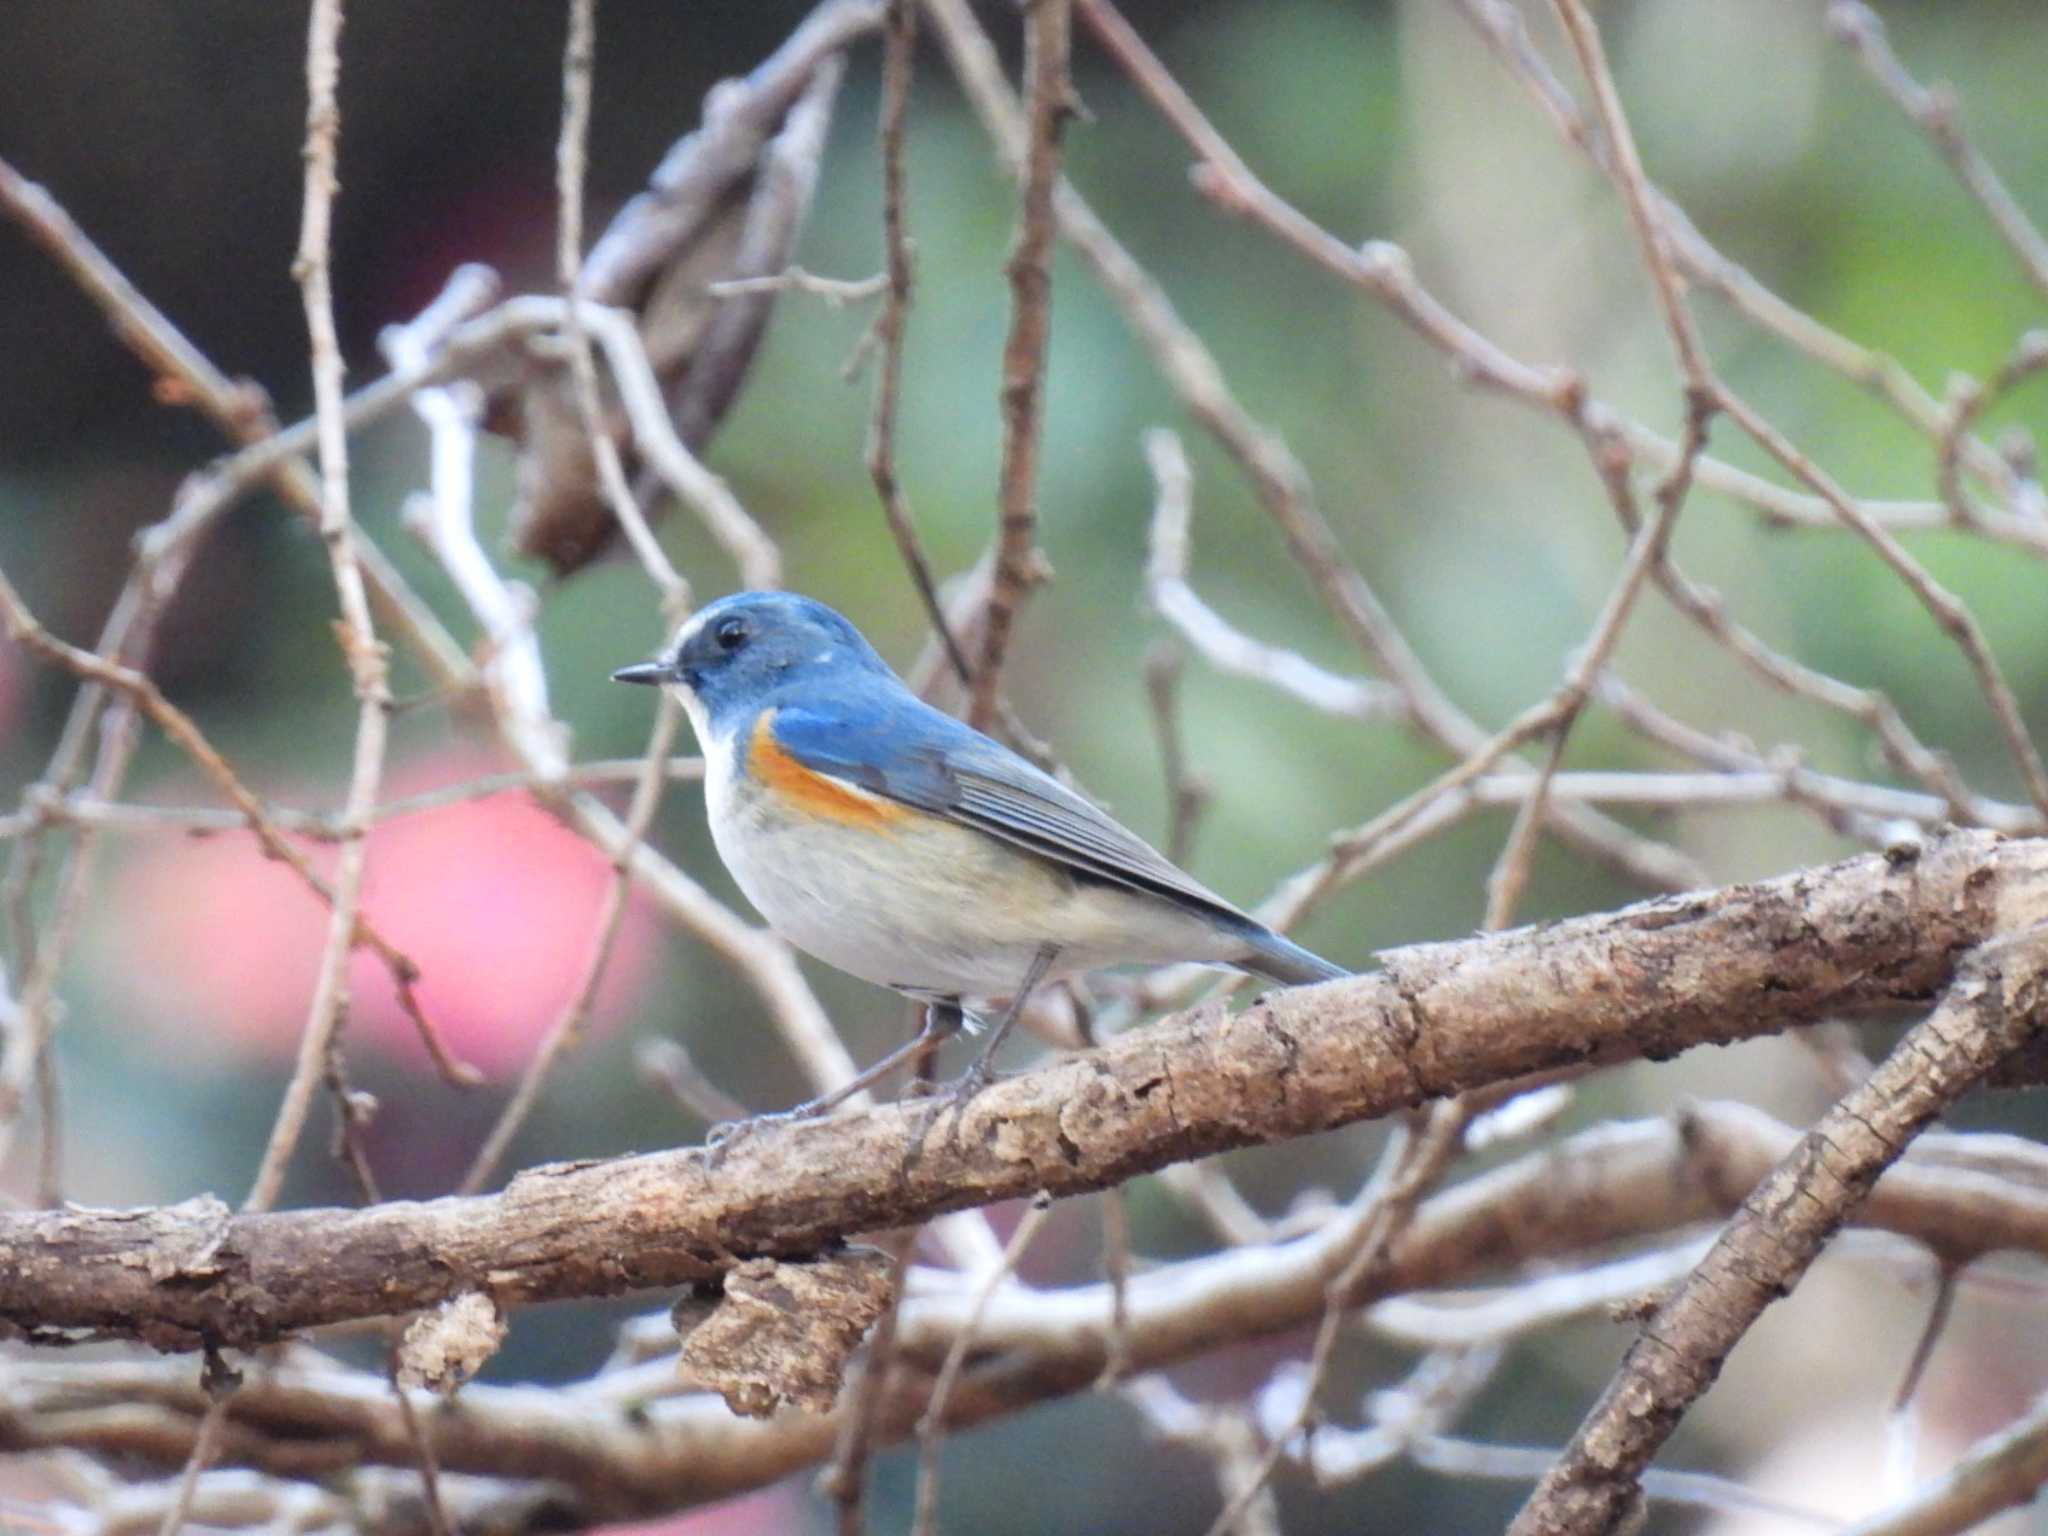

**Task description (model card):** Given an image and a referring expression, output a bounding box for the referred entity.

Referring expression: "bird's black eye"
[714,617,749,652]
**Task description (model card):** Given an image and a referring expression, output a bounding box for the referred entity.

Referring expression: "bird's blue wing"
[766,696,1250,924]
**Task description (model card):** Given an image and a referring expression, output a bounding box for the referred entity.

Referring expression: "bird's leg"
[704,999,965,1158]
[957,943,1060,1098]
[890,945,1062,1175]
[792,998,964,1118]
[904,945,1062,1170]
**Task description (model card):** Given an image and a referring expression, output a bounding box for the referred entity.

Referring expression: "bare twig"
[821,1228,915,1536]
[1550,0,1712,390]
[152,1390,231,1536]
[911,1193,1054,1536]
[1937,330,2048,528]
[577,299,772,599]
[1127,1376,1282,1536]
[389,1369,453,1536]
[708,266,888,304]
[634,1036,751,1126]
[1717,384,2048,816]
[457,696,680,1195]
[1142,429,1403,725]
[1883,1258,1961,1497]
[1142,641,1210,867]
[254,0,397,1213]
[947,0,1701,897]
[555,0,689,612]
[868,0,974,687]
[379,267,560,764]
[1451,0,2025,519]
[0,573,479,1104]
[1829,0,2048,303]
[1844,1390,2048,1536]
[0,759,706,843]
[970,0,1071,729]
[1484,397,1709,928]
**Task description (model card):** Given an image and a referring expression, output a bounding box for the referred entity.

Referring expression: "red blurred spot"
[0,637,20,734]
[105,751,657,1078]
[588,1487,808,1536]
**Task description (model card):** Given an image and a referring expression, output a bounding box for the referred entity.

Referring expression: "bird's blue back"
[744,669,1259,933]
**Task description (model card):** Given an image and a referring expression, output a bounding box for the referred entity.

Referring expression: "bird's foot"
[701,1105,812,1168]
[901,1057,1007,1170]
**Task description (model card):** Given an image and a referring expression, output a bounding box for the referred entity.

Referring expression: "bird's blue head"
[611,591,897,739]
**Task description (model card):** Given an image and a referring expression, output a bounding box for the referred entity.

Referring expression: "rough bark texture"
[1509,843,2048,1536]
[6,1099,2048,1522]
[0,828,2028,1353]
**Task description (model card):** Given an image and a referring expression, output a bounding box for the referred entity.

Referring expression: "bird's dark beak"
[611,661,667,686]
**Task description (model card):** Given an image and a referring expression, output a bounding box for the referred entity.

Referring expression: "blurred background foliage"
[3,1,2047,1531]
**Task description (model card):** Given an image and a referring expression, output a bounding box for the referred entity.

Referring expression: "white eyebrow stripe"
[668,610,709,662]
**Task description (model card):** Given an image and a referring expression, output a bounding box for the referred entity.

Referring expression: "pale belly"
[708,756,1242,1002]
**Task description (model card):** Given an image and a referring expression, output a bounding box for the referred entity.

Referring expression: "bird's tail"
[1235,926,1347,986]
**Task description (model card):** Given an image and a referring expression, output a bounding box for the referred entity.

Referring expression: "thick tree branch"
[1509,925,2048,1535]
[8,1099,2048,1526]
[0,829,2034,1353]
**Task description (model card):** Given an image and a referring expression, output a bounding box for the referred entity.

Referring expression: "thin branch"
[1844,1390,2048,1536]
[1715,384,2048,816]
[1484,397,1710,928]
[821,1228,915,1536]
[457,696,680,1195]
[1550,0,1712,390]
[245,0,399,1215]
[378,266,560,763]
[1127,1375,1282,1536]
[708,266,888,304]
[1142,428,1403,725]
[950,0,1701,898]
[867,0,974,687]
[911,1193,1054,1536]
[1829,0,2048,303]
[1141,641,1210,867]
[577,299,772,599]
[634,1036,751,1126]
[1937,330,2048,528]
[555,0,690,612]
[0,155,474,691]
[1450,0,2026,519]
[389,1365,453,1536]
[0,571,476,1095]
[0,760,706,843]
[152,1392,230,1536]
[970,0,1071,730]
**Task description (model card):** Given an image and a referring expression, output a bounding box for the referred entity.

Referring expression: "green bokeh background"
[4,2,2048,1531]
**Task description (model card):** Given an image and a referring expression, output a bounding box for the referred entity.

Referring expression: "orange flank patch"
[747,713,910,831]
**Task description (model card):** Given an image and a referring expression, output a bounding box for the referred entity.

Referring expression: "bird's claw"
[701,1107,804,1168]
[902,1058,1005,1169]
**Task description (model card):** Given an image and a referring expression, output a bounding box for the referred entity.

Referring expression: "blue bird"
[614,592,1344,1115]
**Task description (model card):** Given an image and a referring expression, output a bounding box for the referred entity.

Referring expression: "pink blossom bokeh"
[104,751,658,1078]
[589,1485,810,1536]
[0,634,23,739]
